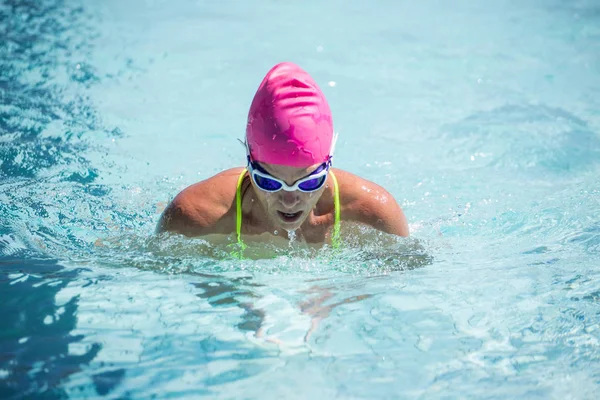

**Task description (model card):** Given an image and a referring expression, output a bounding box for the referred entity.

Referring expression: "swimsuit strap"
[235,168,247,247]
[329,170,341,249]
[235,168,341,250]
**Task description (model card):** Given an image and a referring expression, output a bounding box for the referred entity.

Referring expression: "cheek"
[299,190,322,206]
[253,190,271,208]
[299,192,313,202]
[260,190,323,210]
[262,193,280,208]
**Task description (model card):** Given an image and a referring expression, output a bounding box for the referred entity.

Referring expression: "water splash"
[287,229,297,245]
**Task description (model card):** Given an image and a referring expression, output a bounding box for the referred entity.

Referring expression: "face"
[250,162,328,231]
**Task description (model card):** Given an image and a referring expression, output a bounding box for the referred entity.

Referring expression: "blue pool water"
[1,0,600,398]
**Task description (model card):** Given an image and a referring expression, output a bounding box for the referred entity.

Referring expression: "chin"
[275,219,303,231]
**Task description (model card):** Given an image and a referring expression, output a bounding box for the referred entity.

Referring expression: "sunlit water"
[1,0,600,398]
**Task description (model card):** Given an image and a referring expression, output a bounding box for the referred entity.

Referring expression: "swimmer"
[157,62,409,248]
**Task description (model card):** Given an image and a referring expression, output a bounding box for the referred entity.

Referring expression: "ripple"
[566,222,600,253]
[0,0,120,180]
[441,104,600,174]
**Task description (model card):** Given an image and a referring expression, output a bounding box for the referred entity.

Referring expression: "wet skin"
[156,162,409,246]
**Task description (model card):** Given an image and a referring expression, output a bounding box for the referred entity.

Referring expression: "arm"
[155,170,239,237]
[336,170,409,237]
[356,186,409,237]
[156,194,192,235]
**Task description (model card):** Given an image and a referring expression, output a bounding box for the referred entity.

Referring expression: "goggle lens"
[254,174,283,191]
[298,175,326,191]
[248,160,330,193]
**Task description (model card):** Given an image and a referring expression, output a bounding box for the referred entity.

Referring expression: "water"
[1,0,599,398]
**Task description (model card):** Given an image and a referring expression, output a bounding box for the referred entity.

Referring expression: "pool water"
[1,0,600,398]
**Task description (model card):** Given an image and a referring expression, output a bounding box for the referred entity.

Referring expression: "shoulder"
[332,168,409,237]
[156,167,246,236]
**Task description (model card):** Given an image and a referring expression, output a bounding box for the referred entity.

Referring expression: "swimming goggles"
[242,132,337,192]
[247,158,331,192]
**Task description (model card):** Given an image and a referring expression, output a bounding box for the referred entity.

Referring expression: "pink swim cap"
[246,62,334,167]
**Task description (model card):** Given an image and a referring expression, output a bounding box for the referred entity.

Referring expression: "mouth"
[277,210,303,223]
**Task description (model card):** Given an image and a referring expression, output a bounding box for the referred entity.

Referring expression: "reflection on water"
[192,272,266,333]
[0,256,103,398]
[190,270,381,348]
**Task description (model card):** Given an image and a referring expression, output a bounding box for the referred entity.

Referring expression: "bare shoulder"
[332,168,409,237]
[156,168,246,236]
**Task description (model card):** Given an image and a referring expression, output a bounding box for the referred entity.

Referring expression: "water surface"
[1,0,599,398]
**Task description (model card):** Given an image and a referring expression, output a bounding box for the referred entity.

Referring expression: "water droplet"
[287,230,296,243]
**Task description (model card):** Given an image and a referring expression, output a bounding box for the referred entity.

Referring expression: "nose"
[279,190,300,208]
